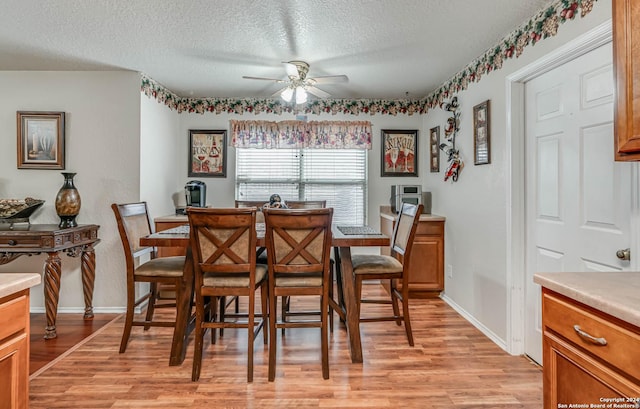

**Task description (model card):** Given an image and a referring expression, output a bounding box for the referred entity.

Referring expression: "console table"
[0,224,100,339]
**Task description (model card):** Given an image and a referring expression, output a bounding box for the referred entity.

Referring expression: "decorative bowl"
[0,198,45,223]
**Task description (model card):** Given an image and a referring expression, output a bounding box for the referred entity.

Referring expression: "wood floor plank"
[29,284,542,408]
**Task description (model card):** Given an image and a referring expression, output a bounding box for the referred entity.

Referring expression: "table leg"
[81,244,96,319]
[169,247,195,366]
[338,246,363,363]
[44,251,62,340]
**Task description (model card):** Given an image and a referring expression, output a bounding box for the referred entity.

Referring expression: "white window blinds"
[236,148,367,225]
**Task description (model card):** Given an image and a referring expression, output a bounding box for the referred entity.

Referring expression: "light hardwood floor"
[28,284,542,408]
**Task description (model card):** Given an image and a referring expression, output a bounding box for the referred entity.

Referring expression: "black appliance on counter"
[185,180,207,207]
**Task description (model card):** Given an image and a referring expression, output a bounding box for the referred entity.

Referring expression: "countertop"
[379,207,446,222]
[0,273,41,299]
[534,272,640,328]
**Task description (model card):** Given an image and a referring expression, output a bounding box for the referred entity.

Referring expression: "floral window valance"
[230,120,372,149]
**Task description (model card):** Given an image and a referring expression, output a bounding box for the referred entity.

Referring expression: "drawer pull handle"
[8,240,17,246]
[573,325,607,346]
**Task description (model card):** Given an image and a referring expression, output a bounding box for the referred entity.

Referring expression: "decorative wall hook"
[438,96,463,182]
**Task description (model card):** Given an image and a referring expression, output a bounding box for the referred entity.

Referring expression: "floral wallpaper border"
[141,0,598,117]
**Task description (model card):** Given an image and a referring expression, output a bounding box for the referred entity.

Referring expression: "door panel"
[524,42,632,364]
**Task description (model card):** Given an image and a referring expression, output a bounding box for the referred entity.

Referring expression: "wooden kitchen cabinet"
[541,288,640,407]
[613,0,640,160]
[380,209,445,298]
[0,285,33,409]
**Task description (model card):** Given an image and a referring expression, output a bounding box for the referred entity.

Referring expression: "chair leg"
[321,292,329,380]
[261,283,269,345]
[389,279,402,326]
[400,289,414,346]
[247,293,255,383]
[144,283,157,331]
[268,284,278,381]
[219,296,226,337]
[119,291,135,353]
[210,296,218,344]
[191,295,206,381]
[328,264,334,333]
[281,296,289,335]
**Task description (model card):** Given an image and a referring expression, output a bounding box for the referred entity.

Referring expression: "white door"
[524,42,633,364]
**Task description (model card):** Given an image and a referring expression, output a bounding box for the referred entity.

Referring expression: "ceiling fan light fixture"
[295,86,308,104]
[281,87,294,102]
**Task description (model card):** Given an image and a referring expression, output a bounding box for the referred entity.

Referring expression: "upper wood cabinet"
[613,0,640,160]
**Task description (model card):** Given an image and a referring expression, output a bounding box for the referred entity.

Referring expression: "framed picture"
[473,100,491,165]
[381,129,418,177]
[429,126,440,173]
[16,111,65,169]
[188,129,227,177]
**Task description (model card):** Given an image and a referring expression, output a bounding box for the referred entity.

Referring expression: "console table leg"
[44,251,62,340]
[81,244,96,319]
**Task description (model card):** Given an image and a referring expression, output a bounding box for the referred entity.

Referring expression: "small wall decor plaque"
[429,126,440,173]
[17,111,65,169]
[188,129,227,177]
[473,100,491,165]
[381,129,418,177]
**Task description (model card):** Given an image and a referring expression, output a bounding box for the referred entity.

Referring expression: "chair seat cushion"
[351,254,403,274]
[203,264,268,287]
[275,274,323,287]
[135,256,185,277]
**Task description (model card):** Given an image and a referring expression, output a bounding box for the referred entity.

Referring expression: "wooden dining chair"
[351,202,423,346]
[263,207,333,381]
[271,200,336,333]
[187,207,268,382]
[111,202,188,355]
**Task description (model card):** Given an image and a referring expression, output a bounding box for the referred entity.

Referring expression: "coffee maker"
[185,180,207,207]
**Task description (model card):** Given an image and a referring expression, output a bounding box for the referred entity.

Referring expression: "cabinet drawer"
[0,236,42,247]
[416,221,443,236]
[543,291,640,381]
[0,293,28,341]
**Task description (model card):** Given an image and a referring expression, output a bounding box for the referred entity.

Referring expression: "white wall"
[140,95,181,220]
[0,71,141,312]
[422,0,612,346]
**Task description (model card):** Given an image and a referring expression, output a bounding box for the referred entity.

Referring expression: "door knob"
[616,248,630,261]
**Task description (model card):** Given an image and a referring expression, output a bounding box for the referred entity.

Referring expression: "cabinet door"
[543,331,640,408]
[0,332,28,409]
[408,234,444,293]
[613,0,640,160]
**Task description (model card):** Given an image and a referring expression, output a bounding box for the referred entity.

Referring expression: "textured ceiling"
[0,0,553,100]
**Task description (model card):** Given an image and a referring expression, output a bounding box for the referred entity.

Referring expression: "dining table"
[140,221,390,365]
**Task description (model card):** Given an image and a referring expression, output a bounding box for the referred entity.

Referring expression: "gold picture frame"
[17,111,65,169]
[188,129,227,177]
[473,100,490,165]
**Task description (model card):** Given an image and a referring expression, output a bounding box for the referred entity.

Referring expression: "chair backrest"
[111,202,155,272]
[187,207,258,280]
[263,208,333,278]
[235,200,267,209]
[391,203,423,263]
[286,200,327,209]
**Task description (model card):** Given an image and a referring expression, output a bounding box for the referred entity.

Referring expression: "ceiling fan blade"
[306,86,331,99]
[242,76,287,83]
[283,62,300,79]
[309,75,349,84]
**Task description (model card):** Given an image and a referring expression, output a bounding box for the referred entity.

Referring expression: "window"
[236,148,367,225]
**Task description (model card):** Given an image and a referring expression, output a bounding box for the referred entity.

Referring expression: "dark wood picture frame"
[429,126,440,173]
[17,111,65,169]
[188,129,227,177]
[381,129,418,177]
[473,100,491,165]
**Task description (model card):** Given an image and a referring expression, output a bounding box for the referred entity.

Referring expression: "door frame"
[505,20,624,355]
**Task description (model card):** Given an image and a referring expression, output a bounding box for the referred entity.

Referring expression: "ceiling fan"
[242,60,348,104]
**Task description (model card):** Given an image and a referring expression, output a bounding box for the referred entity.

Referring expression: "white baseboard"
[30,306,126,314]
[440,293,509,354]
